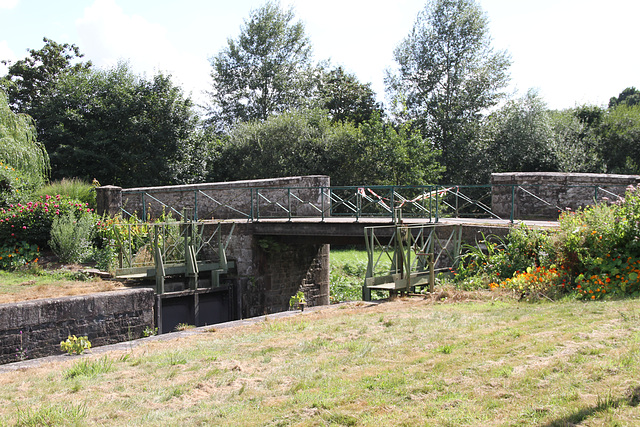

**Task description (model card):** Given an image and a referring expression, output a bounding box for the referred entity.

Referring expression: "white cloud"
[75,0,210,104]
[0,0,18,9]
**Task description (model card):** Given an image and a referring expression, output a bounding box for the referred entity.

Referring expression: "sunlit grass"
[2,297,640,425]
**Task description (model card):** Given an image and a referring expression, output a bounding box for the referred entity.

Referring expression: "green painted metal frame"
[362,221,463,301]
[121,183,632,224]
[114,219,235,294]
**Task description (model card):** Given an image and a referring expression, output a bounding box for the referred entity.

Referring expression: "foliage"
[32,178,97,209]
[0,90,50,202]
[0,241,39,270]
[208,108,443,186]
[0,195,95,249]
[386,0,510,183]
[207,1,314,130]
[496,265,569,301]
[484,90,556,175]
[609,86,640,109]
[598,103,640,174]
[454,227,554,288]
[37,62,198,186]
[554,185,640,298]
[60,335,91,355]
[289,291,306,309]
[0,37,91,114]
[142,326,158,337]
[548,106,604,173]
[315,66,382,125]
[49,211,96,264]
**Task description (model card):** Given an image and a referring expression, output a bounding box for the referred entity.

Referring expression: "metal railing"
[119,183,632,223]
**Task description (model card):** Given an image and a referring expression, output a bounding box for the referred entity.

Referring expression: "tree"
[609,87,640,109]
[208,1,314,130]
[38,63,199,187]
[598,104,640,174]
[0,37,91,115]
[0,89,49,204]
[484,91,556,174]
[207,108,442,186]
[315,66,382,125]
[386,0,510,183]
[548,105,603,173]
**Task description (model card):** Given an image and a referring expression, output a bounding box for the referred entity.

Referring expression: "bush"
[0,241,39,270]
[0,195,95,248]
[49,211,96,264]
[496,265,569,301]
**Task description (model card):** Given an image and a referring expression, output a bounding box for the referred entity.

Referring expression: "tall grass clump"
[32,178,97,209]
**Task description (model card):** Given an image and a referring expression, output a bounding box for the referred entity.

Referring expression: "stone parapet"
[491,172,640,220]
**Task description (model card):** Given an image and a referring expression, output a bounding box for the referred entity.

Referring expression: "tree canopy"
[207,1,314,131]
[386,0,510,182]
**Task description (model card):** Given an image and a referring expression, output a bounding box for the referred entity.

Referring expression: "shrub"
[60,335,91,355]
[496,265,569,301]
[0,195,96,248]
[49,211,96,264]
[0,241,39,270]
[454,227,555,288]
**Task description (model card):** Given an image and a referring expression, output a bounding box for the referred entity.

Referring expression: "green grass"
[330,247,392,303]
[2,297,640,426]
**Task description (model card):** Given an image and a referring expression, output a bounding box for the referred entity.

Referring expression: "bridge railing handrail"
[118,183,633,223]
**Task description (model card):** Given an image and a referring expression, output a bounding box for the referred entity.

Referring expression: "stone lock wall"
[491,172,640,220]
[0,289,155,365]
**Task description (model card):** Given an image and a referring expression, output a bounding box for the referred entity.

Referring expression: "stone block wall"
[491,172,640,220]
[241,238,330,318]
[0,289,154,365]
[97,175,330,220]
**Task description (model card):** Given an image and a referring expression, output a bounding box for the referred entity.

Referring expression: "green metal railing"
[121,183,631,223]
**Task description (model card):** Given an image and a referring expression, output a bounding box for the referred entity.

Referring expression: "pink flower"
[22,226,26,229]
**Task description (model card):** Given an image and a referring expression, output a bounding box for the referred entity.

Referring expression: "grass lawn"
[2,294,640,426]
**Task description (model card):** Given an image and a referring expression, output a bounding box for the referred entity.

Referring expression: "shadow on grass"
[541,386,640,427]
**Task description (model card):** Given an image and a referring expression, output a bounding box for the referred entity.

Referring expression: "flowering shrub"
[554,185,640,298]
[0,195,96,248]
[0,241,39,270]
[495,265,569,301]
[0,161,30,206]
[454,226,555,288]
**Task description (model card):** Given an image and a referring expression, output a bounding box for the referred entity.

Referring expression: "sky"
[0,0,638,110]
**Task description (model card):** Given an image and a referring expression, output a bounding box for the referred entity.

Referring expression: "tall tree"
[386,0,510,183]
[39,63,198,187]
[208,1,314,130]
[0,37,91,116]
[316,66,382,125]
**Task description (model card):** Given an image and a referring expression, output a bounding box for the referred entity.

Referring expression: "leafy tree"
[315,66,382,125]
[484,91,556,174]
[207,108,442,186]
[0,37,91,116]
[0,89,49,203]
[609,87,640,109]
[208,1,314,130]
[386,0,510,183]
[548,105,603,173]
[38,63,198,187]
[598,104,640,174]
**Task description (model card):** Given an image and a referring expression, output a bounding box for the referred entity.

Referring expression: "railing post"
[194,190,198,221]
[510,185,515,223]
[288,188,292,221]
[435,186,439,223]
[142,193,146,221]
[390,187,395,222]
[595,185,598,203]
[321,187,325,222]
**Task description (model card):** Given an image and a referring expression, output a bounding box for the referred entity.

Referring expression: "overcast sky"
[1,0,638,110]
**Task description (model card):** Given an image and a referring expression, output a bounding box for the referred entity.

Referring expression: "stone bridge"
[95,173,639,332]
